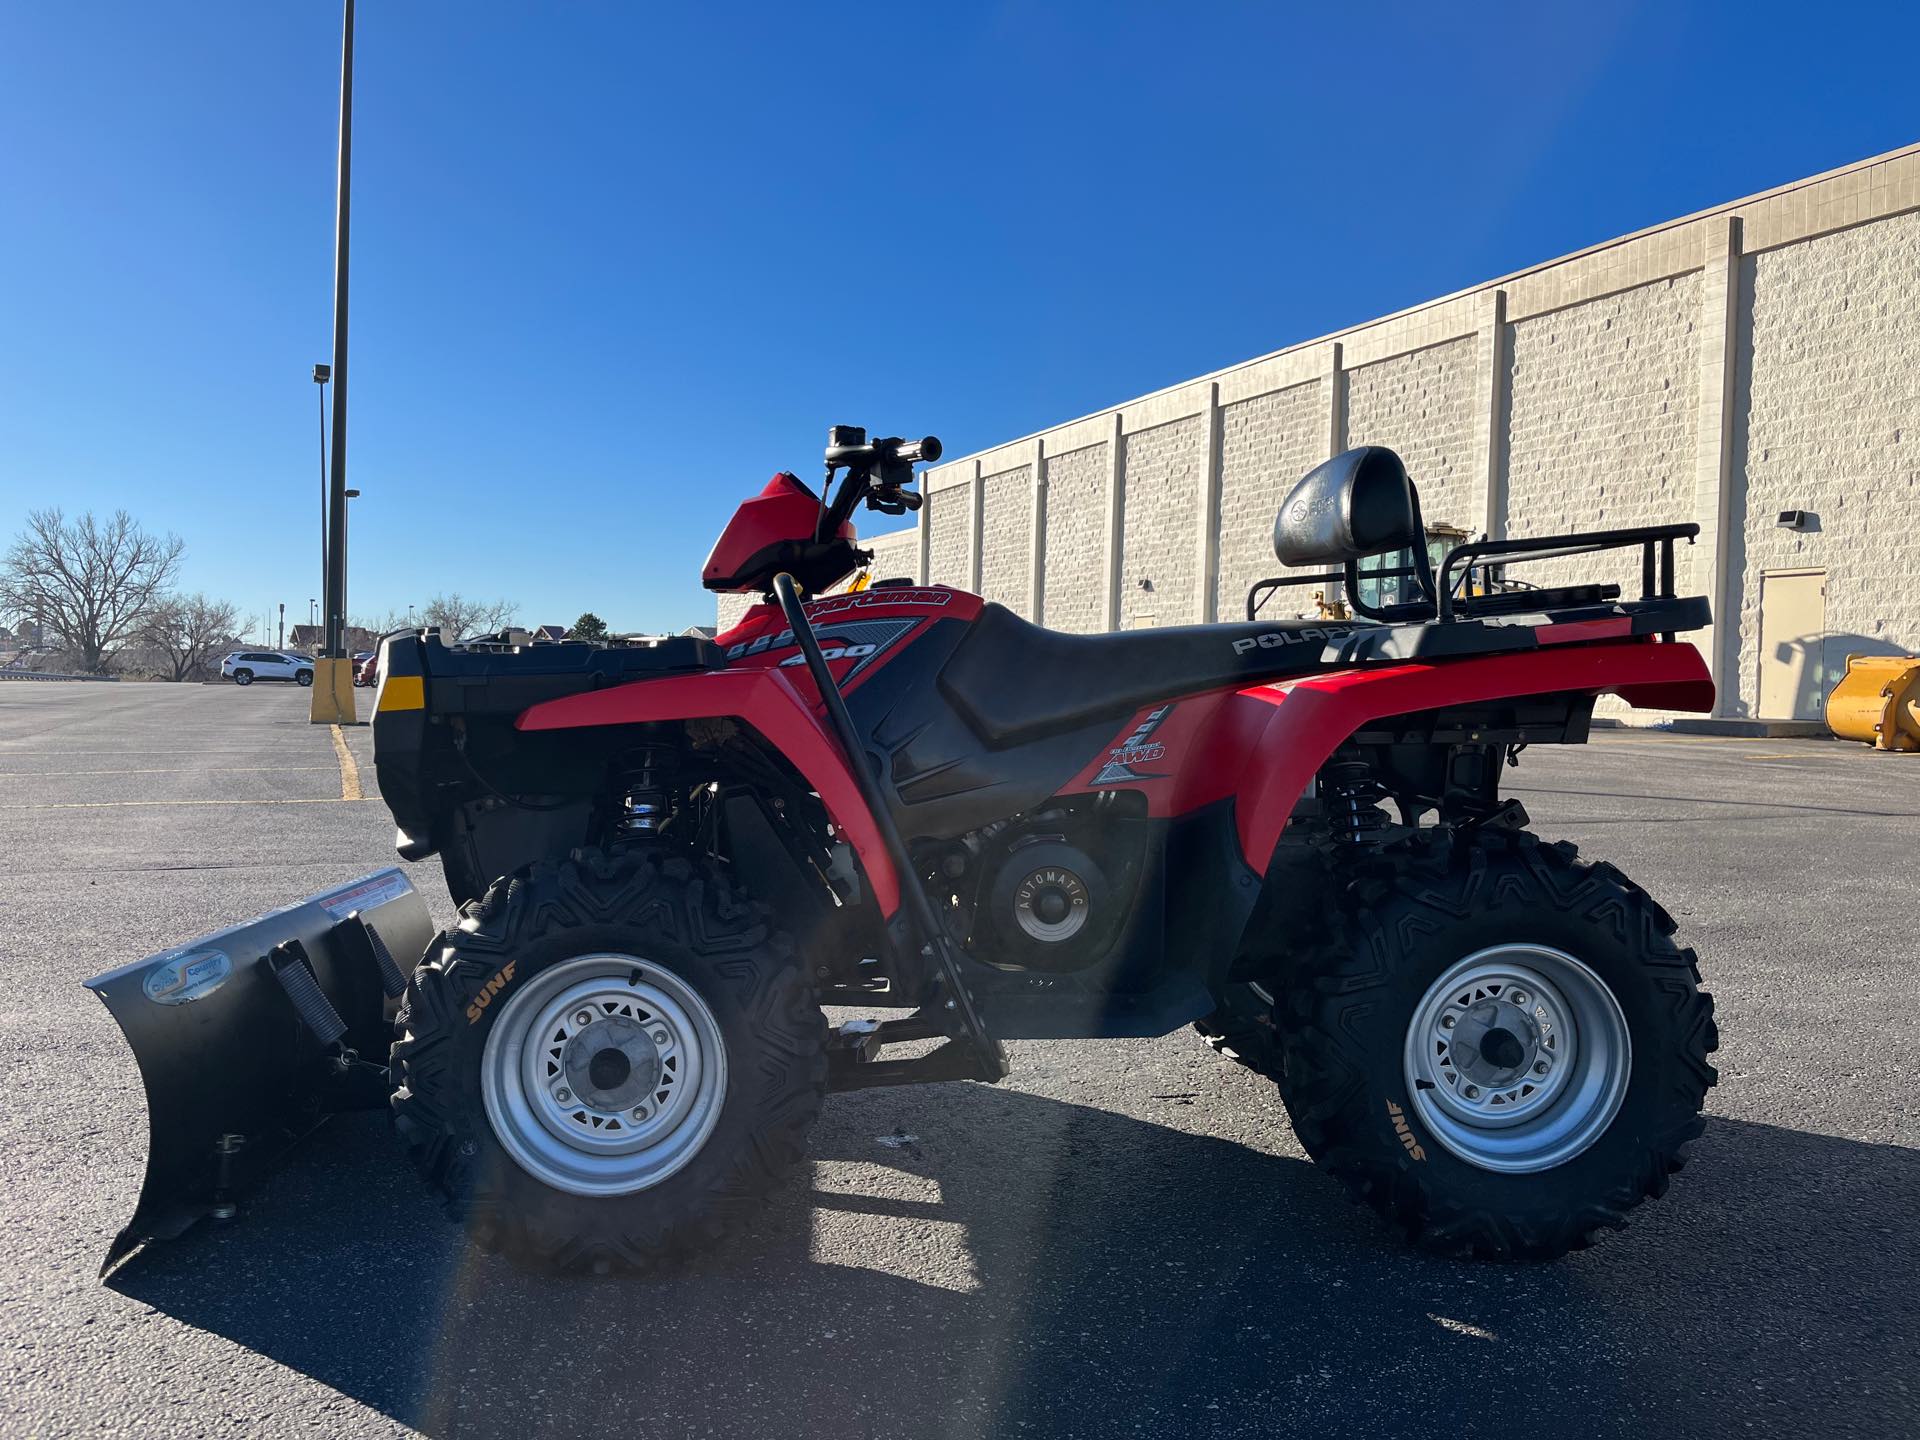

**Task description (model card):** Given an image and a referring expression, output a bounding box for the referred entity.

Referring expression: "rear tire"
[390,849,826,1272]
[232,669,253,686]
[1274,829,1716,1260]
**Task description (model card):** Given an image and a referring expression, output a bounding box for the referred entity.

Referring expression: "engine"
[924,796,1148,972]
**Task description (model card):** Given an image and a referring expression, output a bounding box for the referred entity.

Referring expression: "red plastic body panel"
[514,668,905,917]
[715,585,984,701]
[1064,639,1712,873]
[701,472,854,593]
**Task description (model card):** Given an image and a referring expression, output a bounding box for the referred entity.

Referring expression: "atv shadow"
[111,1080,1919,1439]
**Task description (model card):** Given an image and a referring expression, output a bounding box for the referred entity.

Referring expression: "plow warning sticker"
[317,871,411,920]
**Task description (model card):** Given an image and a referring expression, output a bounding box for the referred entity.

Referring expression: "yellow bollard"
[307,657,360,726]
[1825,655,1920,752]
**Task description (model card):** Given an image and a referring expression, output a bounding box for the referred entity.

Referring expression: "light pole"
[406,604,415,628]
[314,363,330,629]
[312,0,357,723]
[344,489,360,648]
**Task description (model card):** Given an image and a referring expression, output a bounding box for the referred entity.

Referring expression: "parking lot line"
[330,724,362,801]
[0,766,339,778]
[0,796,376,810]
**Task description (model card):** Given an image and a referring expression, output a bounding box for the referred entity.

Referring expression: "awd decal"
[466,961,518,1023]
[1386,1099,1427,1161]
[1091,704,1174,786]
[1231,625,1356,656]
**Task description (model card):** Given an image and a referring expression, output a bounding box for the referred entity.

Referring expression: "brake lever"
[865,484,923,515]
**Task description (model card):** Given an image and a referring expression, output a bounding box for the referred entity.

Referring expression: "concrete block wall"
[719,143,1920,721]
[1216,382,1327,620]
[978,464,1035,615]
[1731,206,1920,716]
[924,468,974,590]
[1039,441,1110,633]
[1345,337,1478,534]
[1503,274,1703,596]
[864,527,919,583]
[1119,416,1206,628]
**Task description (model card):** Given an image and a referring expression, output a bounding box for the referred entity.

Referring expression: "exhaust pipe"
[84,868,433,1276]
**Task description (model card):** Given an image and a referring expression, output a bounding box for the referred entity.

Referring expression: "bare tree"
[352,608,411,638]
[1,510,184,673]
[420,592,517,640]
[141,593,242,682]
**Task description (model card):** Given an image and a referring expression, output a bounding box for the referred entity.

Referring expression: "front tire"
[1274,830,1717,1260]
[1193,982,1281,1077]
[390,849,825,1272]
[296,668,313,687]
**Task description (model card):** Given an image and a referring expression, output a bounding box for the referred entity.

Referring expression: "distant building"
[285,623,376,655]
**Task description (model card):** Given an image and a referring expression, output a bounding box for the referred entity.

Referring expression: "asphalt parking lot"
[1,680,1916,1439]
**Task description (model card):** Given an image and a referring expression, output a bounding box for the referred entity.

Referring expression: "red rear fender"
[1224,640,1712,873]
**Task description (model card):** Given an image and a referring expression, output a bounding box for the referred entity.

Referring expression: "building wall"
[1119,416,1205,628]
[979,465,1035,615]
[1344,338,1478,534]
[1731,207,1920,716]
[1040,442,1109,633]
[1503,274,1703,595]
[864,527,919,584]
[1216,382,1325,620]
[715,589,754,634]
[924,475,973,590]
[721,144,1920,725]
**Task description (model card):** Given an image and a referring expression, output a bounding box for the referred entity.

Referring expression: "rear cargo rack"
[1435,523,1695,622]
[1247,521,1698,626]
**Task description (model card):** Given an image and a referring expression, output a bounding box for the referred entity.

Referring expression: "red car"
[354,651,379,687]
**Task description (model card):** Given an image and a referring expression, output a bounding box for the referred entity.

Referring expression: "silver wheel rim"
[1403,943,1631,1175]
[480,953,728,1197]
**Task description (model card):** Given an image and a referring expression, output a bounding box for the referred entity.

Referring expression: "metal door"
[1757,568,1827,720]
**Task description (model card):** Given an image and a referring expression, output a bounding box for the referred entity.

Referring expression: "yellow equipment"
[1825,654,1920,752]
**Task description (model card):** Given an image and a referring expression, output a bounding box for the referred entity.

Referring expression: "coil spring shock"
[1321,758,1390,847]
[615,745,675,837]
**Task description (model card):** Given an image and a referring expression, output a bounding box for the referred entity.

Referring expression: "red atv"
[88,426,1717,1275]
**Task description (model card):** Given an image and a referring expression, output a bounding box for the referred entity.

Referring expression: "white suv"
[221,651,315,687]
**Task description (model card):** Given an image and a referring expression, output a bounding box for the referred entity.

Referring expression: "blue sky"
[2,2,1915,638]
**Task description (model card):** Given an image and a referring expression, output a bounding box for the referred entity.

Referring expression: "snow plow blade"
[84,868,434,1276]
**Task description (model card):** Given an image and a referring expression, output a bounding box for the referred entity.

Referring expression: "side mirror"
[1273,446,1420,567]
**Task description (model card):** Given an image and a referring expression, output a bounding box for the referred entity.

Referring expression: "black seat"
[938,603,1365,746]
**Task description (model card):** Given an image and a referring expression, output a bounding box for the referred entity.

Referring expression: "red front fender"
[1226,640,1714,873]
[515,669,903,916]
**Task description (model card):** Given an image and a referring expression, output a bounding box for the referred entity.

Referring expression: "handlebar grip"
[890,435,941,465]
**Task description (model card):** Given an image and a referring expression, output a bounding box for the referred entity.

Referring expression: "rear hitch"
[83,868,434,1276]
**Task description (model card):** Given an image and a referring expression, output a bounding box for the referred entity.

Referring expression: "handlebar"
[824,428,942,470]
[819,426,941,532]
[887,435,941,465]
